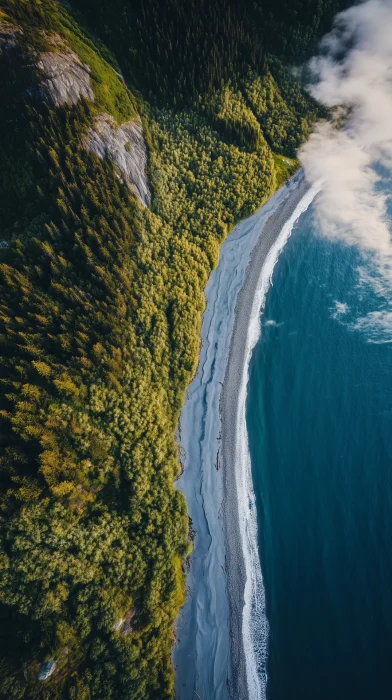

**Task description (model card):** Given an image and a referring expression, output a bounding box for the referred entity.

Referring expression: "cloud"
[352,310,392,342]
[299,0,392,256]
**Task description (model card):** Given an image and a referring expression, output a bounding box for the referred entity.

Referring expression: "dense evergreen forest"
[74,0,352,104]
[0,0,350,698]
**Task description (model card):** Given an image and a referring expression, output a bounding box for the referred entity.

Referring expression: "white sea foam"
[236,181,323,700]
[264,319,283,327]
[331,300,349,319]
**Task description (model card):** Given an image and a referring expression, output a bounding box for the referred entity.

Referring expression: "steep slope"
[0,0,346,698]
[0,4,184,699]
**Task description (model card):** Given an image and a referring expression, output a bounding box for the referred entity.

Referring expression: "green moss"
[58,10,136,124]
[1,0,136,125]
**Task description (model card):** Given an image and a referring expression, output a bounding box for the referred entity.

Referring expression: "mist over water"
[241,4,392,693]
[243,5,392,688]
[246,202,392,700]
[300,0,392,339]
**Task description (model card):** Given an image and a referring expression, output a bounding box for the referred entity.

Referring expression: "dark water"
[246,202,392,700]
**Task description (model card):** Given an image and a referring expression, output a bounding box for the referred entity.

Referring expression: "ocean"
[246,199,392,699]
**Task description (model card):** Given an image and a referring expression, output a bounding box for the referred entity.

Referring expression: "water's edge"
[174,171,313,700]
[222,180,321,700]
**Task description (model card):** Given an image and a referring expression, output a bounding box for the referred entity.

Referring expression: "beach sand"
[174,171,310,700]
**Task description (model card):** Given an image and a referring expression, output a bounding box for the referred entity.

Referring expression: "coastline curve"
[222,179,322,700]
[174,170,319,700]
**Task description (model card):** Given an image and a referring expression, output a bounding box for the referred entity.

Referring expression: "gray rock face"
[1,27,150,206]
[0,23,22,52]
[85,113,151,207]
[38,47,94,107]
[38,658,57,681]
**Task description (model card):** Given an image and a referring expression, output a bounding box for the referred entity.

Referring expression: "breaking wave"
[235,181,322,700]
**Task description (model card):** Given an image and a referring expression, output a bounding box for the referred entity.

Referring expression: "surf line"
[237,181,323,700]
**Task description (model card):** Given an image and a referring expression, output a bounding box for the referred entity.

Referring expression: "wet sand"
[174,171,310,700]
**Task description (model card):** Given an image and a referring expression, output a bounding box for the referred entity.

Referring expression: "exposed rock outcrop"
[0,23,22,53]
[38,45,94,107]
[1,27,150,207]
[1,29,94,109]
[38,658,57,681]
[113,608,136,636]
[120,608,136,636]
[84,113,151,207]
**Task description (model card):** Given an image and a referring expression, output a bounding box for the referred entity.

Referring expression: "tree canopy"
[0,0,348,696]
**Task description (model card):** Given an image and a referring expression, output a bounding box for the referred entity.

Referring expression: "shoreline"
[174,170,314,700]
[221,176,321,700]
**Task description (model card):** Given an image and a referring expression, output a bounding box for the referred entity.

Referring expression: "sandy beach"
[174,170,314,700]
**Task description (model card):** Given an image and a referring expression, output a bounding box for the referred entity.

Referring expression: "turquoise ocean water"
[246,201,392,700]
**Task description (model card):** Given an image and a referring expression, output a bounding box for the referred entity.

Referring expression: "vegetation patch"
[59,10,136,124]
[0,0,348,697]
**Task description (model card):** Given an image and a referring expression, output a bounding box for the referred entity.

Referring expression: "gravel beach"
[174,171,311,700]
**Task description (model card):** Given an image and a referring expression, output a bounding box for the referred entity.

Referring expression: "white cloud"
[299,0,392,340]
[299,0,392,257]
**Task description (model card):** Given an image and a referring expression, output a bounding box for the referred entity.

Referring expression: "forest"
[0,0,349,697]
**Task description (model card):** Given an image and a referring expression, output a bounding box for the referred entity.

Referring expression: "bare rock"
[38,658,57,681]
[38,38,94,107]
[121,607,136,636]
[0,23,22,53]
[112,608,136,635]
[85,113,151,207]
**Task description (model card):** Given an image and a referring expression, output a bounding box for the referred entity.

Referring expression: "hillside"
[0,0,347,698]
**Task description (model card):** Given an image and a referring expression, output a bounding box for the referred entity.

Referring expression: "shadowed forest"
[0,0,350,697]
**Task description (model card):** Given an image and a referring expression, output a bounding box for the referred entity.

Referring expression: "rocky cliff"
[38,35,94,107]
[85,113,151,207]
[0,22,150,207]
[0,22,21,52]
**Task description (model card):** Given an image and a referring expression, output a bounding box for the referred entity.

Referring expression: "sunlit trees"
[0,0,326,697]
